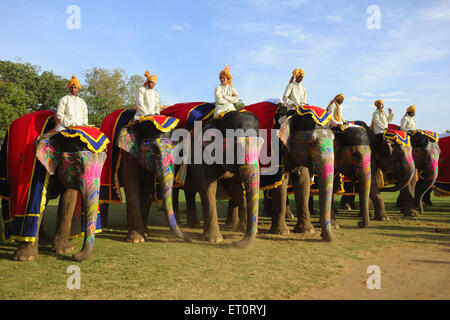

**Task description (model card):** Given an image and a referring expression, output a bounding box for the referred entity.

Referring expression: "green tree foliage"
[234,99,246,110]
[80,67,142,126]
[0,60,68,137]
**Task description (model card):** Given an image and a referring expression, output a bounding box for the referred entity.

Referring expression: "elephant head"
[278,112,335,241]
[117,118,188,241]
[35,132,107,261]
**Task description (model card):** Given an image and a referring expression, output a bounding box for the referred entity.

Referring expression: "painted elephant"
[1,111,108,262]
[352,121,417,219]
[101,113,189,244]
[330,125,372,228]
[398,130,440,215]
[265,106,336,241]
[180,110,262,248]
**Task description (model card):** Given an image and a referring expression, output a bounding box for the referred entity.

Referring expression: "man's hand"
[388,108,392,113]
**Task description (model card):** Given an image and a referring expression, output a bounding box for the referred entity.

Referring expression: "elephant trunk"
[315,131,335,241]
[357,147,372,228]
[72,152,106,262]
[156,138,191,242]
[233,137,261,248]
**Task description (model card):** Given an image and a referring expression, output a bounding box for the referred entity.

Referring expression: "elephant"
[178,110,262,248]
[398,130,440,215]
[100,111,190,244]
[330,125,372,228]
[1,111,108,261]
[347,121,417,219]
[264,106,336,241]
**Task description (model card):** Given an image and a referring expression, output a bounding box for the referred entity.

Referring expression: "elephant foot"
[126,230,146,243]
[292,223,315,235]
[374,213,390,221]
[52,238,74,254]
[320,224,335,242]
[357,221,368,228]
[286,208,295,219]
[232,235,256,249]
[341,203,352,211]
[402,208,418,217]
[203,231,224,243]
[268,224,290,235]
[13,242,39,262]
[331,219,340,230]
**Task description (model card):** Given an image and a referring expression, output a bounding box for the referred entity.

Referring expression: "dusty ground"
[296,244,450,300]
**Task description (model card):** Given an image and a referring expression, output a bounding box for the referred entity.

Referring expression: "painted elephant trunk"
[73,152,106,262]
[156,138,191,242]
[233,136,261,248]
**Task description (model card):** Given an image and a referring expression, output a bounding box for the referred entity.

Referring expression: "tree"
[80,67,143,126]
[0,81,30,138]
[234,99,246,110]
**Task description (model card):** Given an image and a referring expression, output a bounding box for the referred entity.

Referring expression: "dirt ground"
[295,244,450,300]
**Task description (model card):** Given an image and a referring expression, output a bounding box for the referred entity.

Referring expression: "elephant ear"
[117,127,139,158]
[277,115,294,152]
[35,136,59,175]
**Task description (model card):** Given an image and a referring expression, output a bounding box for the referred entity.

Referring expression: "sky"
[1,0,450,132]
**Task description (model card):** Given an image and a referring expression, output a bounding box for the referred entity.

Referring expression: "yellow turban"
[219,65,232,85]
[144,70,157,86]
[67,75,81,90]
[292,68,305,77]
[327,93,345,122]
[375,99,384,107]
[407,104,416,113]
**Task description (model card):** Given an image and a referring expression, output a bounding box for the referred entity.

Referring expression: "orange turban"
[67,75,81,90]
[219,65,232,85]
[290,68,305,83]
[407,104,416,113]
[374,99,384,107]
[144,70,157,86]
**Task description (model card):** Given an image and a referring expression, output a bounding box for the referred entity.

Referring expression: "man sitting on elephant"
[400,104,417,132]
[134,70,160,122]
[282,68,308,109]
[214,65,240,117]
[326,94,346,128]
[370,99,394,150]
[55,74,89,131]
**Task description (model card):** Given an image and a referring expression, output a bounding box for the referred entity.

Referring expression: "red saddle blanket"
[383,129,410,147]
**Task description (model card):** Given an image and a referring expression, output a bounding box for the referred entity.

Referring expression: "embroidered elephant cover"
[0,111,56,242]
[435,135,450,196]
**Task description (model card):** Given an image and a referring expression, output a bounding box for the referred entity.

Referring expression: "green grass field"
[0,191,449,300]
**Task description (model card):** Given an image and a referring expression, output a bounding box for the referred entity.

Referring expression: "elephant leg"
[52,188,78,254]
[330,193,340,230]
[185,190,200,228]
[140,173,153,236]
[121,153,147,243]
[100,203,109,228]
[399,178,418,217]
[199,180,223,243]
[370,175,389,221]
[225,199,240,229]
[261,191,273,217]
[269,174,290,235]
[356,148,371,228]
[13,211,44,261]
[286,196,295,219]
[173,188,180,224]
[292,167,315,234]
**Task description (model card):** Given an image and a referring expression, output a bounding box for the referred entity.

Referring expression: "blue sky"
[1,0,450,132]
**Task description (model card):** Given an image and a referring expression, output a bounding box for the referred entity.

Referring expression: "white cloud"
[324,14,343,23]
[171,23,190,32]
[273,24,308,42]
[417,0,450,22]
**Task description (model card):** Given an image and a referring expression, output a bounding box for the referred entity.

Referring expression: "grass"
[0,191,449,300]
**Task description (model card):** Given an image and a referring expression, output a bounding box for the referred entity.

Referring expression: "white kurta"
[371,109,394,134]
[282,82,307,108]
[214,85,239,116]
[135,86,160,121]
[326,102,344,127]
[400,115,417,132]
[56,94,89,131]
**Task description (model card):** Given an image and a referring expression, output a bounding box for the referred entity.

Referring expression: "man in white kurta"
[326,94,345,127]
[371,100,394,134]
[134,71,160,121]
[282,68,307,109]
[214,65,240,117]
[400,105,417,132]
[56,75,89,131]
